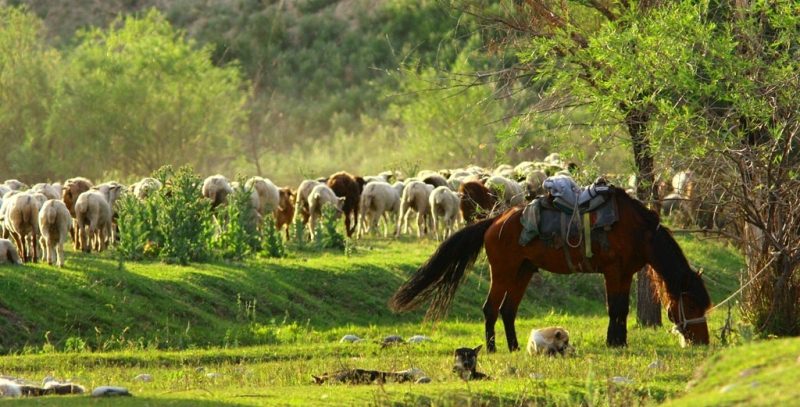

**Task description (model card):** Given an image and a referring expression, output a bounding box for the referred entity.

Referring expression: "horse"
[389,186,711,351]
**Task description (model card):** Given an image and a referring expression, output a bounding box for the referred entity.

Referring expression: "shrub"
[213,180,260,260]
[320,204,345,250]
[261,215,286,258]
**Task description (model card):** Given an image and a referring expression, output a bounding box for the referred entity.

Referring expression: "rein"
[674,292,708,331]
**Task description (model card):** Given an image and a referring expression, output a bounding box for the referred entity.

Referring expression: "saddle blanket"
[519,181,618,247]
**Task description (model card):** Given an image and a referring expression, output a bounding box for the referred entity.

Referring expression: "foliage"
[115,193,159,260]
[0,7,61,180]
[319,204,345,250]
[213,180,261,260]
[116,165,214,264]
[260,215,286,259]
[41,9,247,180]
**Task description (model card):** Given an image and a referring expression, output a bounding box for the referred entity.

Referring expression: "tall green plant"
[214,181,260,260]
[155,167,214,264]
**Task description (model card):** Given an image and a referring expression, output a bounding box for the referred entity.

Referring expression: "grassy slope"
[667,337,800,406]
[0,233,745,405]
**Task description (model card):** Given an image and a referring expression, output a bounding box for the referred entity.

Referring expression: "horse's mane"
[613,187,711,311]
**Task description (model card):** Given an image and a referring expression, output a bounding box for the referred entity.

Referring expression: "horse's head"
[667,293,710,346]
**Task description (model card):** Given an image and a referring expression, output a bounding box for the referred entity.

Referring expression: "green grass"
[667,337,800,406]
[0,233,751,405]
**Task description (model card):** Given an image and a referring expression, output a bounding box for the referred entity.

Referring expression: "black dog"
[453,345,488,380]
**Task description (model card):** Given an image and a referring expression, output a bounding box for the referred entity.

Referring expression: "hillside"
[0,234,742,354]
[667,337,800,406]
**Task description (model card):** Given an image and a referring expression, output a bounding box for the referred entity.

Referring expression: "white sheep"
[295,179,322,225]
[307,184,344,240]
[31,183,60,200]
[74,190,113,252]
[396,181,434,238]
[38,200,72,267]
[357,181,401,238]
[245,176,280,218]
[428,186,461,241]
[485,175,525,207]
[2,193,41,262]
[3,179,28,191]
[202,174,233,208]
[0,238,22,265]
[131,177,162,199]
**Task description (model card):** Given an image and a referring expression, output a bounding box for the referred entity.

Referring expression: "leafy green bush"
[319,204,345,250]
[213,181,260,260]
[116,165,213,264]
[261,215,286,258]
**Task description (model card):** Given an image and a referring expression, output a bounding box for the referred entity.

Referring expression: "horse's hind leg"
[604,270,634,347]
[499,260,537,351]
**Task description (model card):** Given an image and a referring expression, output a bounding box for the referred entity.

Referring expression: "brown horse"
[390,186,711,351]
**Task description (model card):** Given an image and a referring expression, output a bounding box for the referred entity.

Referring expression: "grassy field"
[0,231,771,405]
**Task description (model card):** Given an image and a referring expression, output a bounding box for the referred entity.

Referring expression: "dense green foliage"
[1,2,587,185]
[116,166,214,264]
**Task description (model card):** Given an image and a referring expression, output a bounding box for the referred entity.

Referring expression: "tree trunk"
[625,107,663,327]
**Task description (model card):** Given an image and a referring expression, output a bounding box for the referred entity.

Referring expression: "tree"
[43,9,248,180]
[464,0,666,326]
[0,6,61,180]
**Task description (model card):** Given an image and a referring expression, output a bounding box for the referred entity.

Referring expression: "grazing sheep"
[93,182,125,210]
[521,169,547,198]
[429,186,461,241]
[74,190,112,253]
[327,172,365,238]
[396,181,434,237]
[131,177,162,199]
[307,184,345,241]
[493,164,516,179]
[2,193,41,262]
[0,185,10,198]
[485,175,525,207]
[459,180,497,224]
[422,174,449,189]
[31,183,60,200]
[275,187,296,239]
[38,200,71,267]
[202,174,233,209]
[3,179,28,191]
[62,177,93,217]
[295,179,322,226]
[245,176,280,218]
[358,181,401,238]
[0,238,22,265]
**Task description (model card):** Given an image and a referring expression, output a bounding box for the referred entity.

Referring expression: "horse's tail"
[389,215,498,320]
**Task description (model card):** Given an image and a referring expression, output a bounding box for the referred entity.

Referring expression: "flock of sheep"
[0,152,697,267]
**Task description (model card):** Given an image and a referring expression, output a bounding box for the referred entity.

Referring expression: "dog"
[453,345,488,380]
[527,326,574,356]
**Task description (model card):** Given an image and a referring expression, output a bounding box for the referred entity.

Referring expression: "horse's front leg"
[603,270,633,347]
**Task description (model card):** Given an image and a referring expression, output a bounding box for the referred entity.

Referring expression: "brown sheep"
[74,190,112,253]
[38,200,72,267]
[62,177,93,249]
[458,180,497,224]
[275,187,296,239]
[327,172,365,238]
[2,193,41,262]
[0,238,22,265]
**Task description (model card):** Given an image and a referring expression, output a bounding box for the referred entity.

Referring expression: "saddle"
[519,176,618,273]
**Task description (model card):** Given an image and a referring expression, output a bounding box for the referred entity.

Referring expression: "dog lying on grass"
[527,327,574,356]
[453,345,488,380]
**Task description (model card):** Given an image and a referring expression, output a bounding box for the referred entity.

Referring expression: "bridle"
[672,292,708,333]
